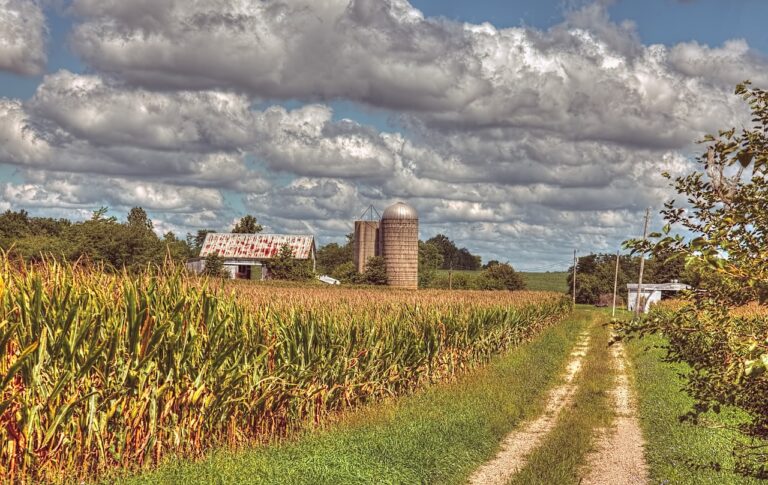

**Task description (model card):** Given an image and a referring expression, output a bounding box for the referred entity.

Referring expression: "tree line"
[565,251,690,305]
[316,232,524,290]
[0,208,265,270]
[1,208,522,288]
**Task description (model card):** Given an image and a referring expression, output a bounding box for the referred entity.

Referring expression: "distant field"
[519,272,569,293]
[434,270,568,293]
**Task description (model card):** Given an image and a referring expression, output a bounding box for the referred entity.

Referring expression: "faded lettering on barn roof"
[200,233,315,259]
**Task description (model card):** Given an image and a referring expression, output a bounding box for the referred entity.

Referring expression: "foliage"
[620,82,768,475]
[0,255,571,483]
[425,234,482,271]
[267,244,313,281]
[329,261,357,283]
[0,207,191,270]
[127,207,153,231]
[316,234,353,275]
[476,263,526,291]
[418,241,443,288]
[566,252,687,304]
[186,230,215,257]
[127,310,588,485]
[359,256,387,285]
[231,215,263,234]
[429,271,474,289]
[202,251,227,277]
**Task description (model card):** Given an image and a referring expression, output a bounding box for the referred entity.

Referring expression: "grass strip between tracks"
[120,311,588,485]
[506,310,613,485]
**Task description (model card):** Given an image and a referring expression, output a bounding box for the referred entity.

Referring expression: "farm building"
[353,201,419,289]
[187,233,316,280]
[627,282,691,313]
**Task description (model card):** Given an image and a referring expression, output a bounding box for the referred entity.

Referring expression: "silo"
[380,202,419,288]
[353,220,379,273]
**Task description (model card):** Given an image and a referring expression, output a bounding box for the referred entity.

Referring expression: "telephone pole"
[612,250,620,318]
[635,208,651,316]
[572,249,577,305]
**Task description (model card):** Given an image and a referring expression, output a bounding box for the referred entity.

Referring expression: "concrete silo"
[353,220,379,273]
[380,202,419,288]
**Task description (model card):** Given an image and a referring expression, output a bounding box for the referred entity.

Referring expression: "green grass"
[519,272,569,293]
[120,312,589,485]
[509,310,614,485]
[626,333,765,484]
[432,270,568,293]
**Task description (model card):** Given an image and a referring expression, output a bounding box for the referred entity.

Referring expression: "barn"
[187,233,316,280]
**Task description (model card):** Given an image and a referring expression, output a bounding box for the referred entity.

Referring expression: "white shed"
[627,282,691,313]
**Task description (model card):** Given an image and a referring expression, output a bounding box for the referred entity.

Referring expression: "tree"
[477,263,525,291]
[127,207,153,231]
[418,241,443,288]
[202,252,226,277]
[330,261,358,283]
[425,234,482,270]
[232,215,263,234]
[484,260,500,269]
[621,82,768,473]
[316,235,353,274]
[360,256,387,285]
[187,230,215,256]
[268,244,313,281]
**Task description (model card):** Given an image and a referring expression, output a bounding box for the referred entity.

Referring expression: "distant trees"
[418,241,443,288]
[202,252,226,277]
[425,234,481,270]
[566,252,689,304]
[232,215,263,234]
[268,244,313,281]
[316,234,353,274]
[477,263,525,291]
[0,207,193,271]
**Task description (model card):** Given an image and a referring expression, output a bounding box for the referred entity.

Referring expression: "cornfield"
[0,256,570,483]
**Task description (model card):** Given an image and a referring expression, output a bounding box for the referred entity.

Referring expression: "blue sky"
[1,0,766,269]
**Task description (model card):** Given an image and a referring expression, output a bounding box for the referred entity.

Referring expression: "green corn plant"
[0,253,571,483]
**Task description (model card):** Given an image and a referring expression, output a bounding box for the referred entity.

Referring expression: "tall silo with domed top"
[380,201,419,288]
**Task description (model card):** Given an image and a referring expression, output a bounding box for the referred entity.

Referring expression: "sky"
[1,0,768,270]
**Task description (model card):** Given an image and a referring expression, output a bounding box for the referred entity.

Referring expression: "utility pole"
[572,249,577,305]
[612,250,620,318]
[635,208,651,316]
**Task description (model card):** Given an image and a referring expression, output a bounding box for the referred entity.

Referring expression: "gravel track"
[467,332,591,485]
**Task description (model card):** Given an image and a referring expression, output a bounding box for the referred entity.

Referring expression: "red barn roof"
[199,233,315,260]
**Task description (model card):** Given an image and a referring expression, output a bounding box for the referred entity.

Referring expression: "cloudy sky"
[1,0,767,270]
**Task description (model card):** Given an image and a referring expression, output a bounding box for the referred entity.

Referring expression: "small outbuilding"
[627,282,691,313]
[186,233,316,280]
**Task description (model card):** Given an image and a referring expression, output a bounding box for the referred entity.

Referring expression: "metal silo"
[380,202,418,288]
[353,220,379,273]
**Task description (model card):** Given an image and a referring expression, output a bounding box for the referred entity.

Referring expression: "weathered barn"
[187,233,316,280]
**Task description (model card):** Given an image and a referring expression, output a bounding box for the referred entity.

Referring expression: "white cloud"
[1,1,766,268]
[0,0,46,75]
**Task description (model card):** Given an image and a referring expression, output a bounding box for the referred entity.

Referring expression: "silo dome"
[382,202,418,220]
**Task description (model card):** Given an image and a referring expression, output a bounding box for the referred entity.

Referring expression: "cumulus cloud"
[0,0,47,75]
[69,0,755,149]
[2,1,766,267]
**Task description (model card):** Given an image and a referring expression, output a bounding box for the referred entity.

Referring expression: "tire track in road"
[580,339,649,485]
[467,331,591,485]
